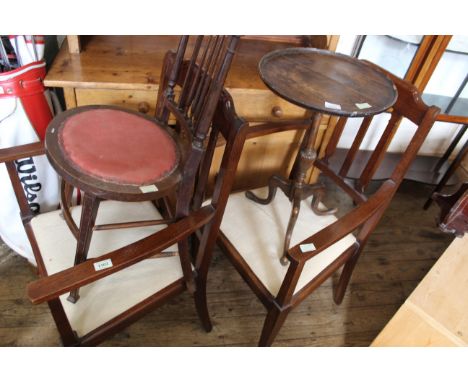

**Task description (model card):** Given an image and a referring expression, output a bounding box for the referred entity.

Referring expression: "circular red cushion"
[59,109,178,185]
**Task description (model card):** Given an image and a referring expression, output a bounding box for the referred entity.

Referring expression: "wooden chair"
[46,36,240,303]
[198,61,441,346]
[0,36,248,346]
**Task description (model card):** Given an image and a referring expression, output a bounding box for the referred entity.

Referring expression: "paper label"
[139,184,158,193]
[325,101,341,110]
[355,102,372,110]
[94,259,113,271]
[299,243,316,253]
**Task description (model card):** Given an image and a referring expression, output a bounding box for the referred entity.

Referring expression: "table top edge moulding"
[259,47,398,118]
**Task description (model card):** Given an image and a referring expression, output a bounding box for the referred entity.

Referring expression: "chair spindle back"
[155,36,240,217]
[319,60,440,201]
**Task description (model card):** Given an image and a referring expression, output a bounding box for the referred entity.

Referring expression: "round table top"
[45,105,182,201]
[259,48,397,117]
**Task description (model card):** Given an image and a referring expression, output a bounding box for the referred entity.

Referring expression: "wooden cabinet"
[45,35,338,191]
[75,89,158,115]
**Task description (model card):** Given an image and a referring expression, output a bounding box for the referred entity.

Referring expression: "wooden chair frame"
[49,36,240,303]
[0,36,250,346]
[200,61,441,346]
[0,88,248,346]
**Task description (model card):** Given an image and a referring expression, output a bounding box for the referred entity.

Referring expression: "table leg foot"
[311,187,337,216]
[245,175,291,204]
[67,290,80,304]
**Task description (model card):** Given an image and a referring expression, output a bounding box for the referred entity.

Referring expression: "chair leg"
[68,193,101,303]
[48,298,79,346]
[193,232,214,333]
[194,275,213,332]
[333,250,361,305]
[258,306,290,347]
[178,238,196,294]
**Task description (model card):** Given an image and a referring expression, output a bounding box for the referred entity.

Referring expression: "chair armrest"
[0,141,45,163]
[27,205,216,304]
[288,180,395,263]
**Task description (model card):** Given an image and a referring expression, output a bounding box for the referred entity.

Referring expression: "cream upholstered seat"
[219,187,356,297]
[30,200,180,336]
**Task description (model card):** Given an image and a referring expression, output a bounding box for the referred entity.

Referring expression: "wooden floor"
[0,179,454,346]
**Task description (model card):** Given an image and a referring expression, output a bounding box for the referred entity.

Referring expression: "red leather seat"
[59,108,178,185]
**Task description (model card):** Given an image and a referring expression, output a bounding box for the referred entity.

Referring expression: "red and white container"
[0,57,60,264]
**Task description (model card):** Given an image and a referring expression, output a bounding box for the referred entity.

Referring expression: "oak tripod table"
[248,48,397,265]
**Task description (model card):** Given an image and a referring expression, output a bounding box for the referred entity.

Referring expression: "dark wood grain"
[339,116,373,177]
[259,48,397,117]
[250,50,400,269]
[208,60,440,346]
[0,36,249,346]
[0,179,454,346]
[0,141,45,162]
[27,206,215,304]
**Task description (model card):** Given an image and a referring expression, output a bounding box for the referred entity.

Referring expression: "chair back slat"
[158,36,238,140]
[356,112,402,191]
[319,60,440,198]
[158,36,189,124]
[178,36,204,111]
[154,35,240,218]
[324,116,347,161]
[164,101,189,131]
[181,37,213,114]
[389,109,440,186]
[190,36,239,142]
[191,37,226,122]
[338,116,373,177]
[187,37,217,117]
